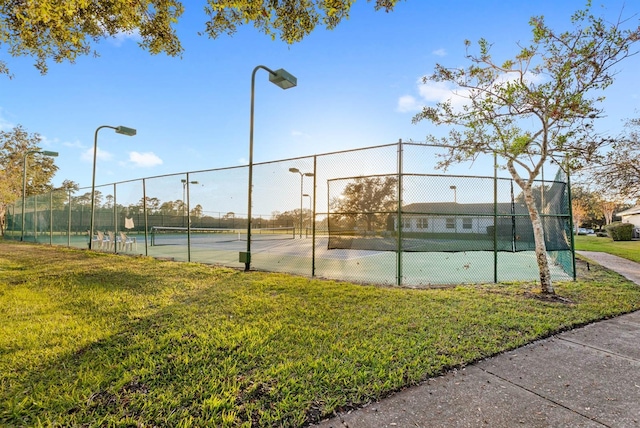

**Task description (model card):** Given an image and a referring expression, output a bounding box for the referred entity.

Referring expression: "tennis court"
[6,141,574,287]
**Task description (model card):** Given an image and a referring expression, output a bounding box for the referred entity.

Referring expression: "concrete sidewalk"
[314,253,640,428]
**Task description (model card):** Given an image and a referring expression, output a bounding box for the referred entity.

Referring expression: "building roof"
[616,205,640,216]
[402,202,529,216]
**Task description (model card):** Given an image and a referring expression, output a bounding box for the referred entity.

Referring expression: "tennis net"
[150,226,295,246]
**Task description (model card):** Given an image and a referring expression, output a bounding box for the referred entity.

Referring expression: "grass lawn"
[2,242,640,427]
[574,235,640,263]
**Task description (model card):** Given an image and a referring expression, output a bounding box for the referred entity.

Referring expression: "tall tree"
[0,126,58,236]
[1,0,400,77]
[412,5,640,294]
[331,176,397,232]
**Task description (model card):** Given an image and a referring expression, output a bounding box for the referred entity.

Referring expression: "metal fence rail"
[5,141,574,286]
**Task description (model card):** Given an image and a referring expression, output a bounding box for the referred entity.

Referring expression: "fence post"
[493,152,498,283]
[113,183,118,253]
[143,179,149,256]
[67,190,72,247]
[397,139,403,286]
[566,162,576,280]
[186,173,192,262]
[311,155,317,277]
[49,190,53,245]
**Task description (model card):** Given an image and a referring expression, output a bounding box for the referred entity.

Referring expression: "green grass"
[574,235,640,263]
[1,242,640,427]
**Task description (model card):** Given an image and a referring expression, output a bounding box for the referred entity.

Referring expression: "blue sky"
[1,0,639,191]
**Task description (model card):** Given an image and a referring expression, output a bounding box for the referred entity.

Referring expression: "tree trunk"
[0,204,5,237]
[523,187,555,294]
[507,161,555,294]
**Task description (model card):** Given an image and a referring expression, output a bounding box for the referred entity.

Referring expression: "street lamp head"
[269,68,297,89]
[41,151,59,157]
[115,126,137,136]
[303,193,310,197]
[288,167,300,173]
[450,185,457,190]
[304,172,314,177]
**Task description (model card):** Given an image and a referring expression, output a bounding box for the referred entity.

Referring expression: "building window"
[462,218,472,229]
[417,218,428,229]
[446,218,455,229]
[401,218,412,230]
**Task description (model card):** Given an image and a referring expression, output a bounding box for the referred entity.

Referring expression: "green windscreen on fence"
[327,174,571,253]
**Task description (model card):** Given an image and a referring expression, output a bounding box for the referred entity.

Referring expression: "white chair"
[106,231,116,250]
[118,231,136,251]
[91,230,108,249]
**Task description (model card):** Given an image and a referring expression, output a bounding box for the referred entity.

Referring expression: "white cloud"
[432,48,447,57]
[110,29,142,47]
[128,151,163,167]
[291,129,311,138]
[0,109,14,131]
[396,95,421,113]
[399,69,543,115]
[81,147,113,162]
[63,139,85,149]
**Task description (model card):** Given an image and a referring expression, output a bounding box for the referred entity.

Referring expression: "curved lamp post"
[289,168,314,238]
[303,193,311,233]
[21,150,58,241]
[243,65,297,271]
[89,125,136,249]
[181,179,199,225]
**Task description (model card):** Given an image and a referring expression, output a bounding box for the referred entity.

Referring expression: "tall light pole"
[289,167,313,238]
[21,150,58,241]
[303,193,311,234]
[242,65,297,271]
[89,125,136,249]
[450,185,457,203]
[181,179,199,226]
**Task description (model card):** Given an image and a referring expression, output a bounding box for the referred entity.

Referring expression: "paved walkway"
[314,252,640,428]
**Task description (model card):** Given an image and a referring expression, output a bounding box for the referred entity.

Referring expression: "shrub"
[604,222,634,241]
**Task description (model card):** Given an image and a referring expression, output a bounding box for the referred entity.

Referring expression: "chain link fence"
[5,141,575,286]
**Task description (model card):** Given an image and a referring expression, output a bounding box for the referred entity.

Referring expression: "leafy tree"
[1,0,400,77]
[412,6,640,294]
[572,199,588,232]
[159,200,181,215]
[330,176,397,232]
[190,204,204,218]
[204,0,401,44]
[593,118,640,200]
[0,126,58,236]
[0,0,183,77]
[139,196,161,213]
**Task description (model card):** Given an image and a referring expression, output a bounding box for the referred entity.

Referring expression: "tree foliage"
[331,176,397,231]
[412,4,640,293]
[0,125,59,235]
[1,0,400,77]
[204,0,400,44]
[593,118,640,200]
